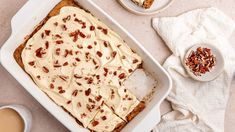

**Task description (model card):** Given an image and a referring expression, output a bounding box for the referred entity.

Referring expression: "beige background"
[0,0,235,132]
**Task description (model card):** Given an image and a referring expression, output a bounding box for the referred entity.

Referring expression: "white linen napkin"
[152,7,235,132]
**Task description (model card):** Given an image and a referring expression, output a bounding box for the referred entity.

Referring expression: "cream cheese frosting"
[88,104,125,132]
[132,0,145,6]
[21,6,142,130]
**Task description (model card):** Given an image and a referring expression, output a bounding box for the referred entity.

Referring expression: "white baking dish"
[0,0,172,131]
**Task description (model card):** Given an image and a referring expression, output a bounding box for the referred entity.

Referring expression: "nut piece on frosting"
[88,104,126,132]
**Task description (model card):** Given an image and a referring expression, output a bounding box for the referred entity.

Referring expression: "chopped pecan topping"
[103,68,108,76]
[128,69,133,73]
[75,58,81,62]
[118,73,126,79]
[54,22,58,26]
[88,98,95,103]
[63,62,68,66]
[69,30,79,42]
[97,26,102,30]
[101,116,107,121]
[35,47,46,58]
[55,48,60,55]
[96,51,103,57]
[92,59,97,65]
[82,23,86,29]
[119,81,122,86]
[85,88,91,96]
[111,89,115,95]
[90,26,95,31]
[75,51,81,55]
[62,24,67,31]
[74,18,86,28]
[185,47,216,76]
[74,74,82,79]
[49,83,54,89]
[95,95,102,101]
[41,33,44,38]
[55,34,62,39]
[87,45,92,49]
[59,90,65,94]
[103,41,108,47]
[77,45,83,49]
[111,94,115,99]
[133,59,139,64]
[28,61,35,66]
[67,100,71,104]
[74,18,82,23]
[72,62,77,66]
[44,30,51,36]
[97,26,108,35]
[42,66,49,73]
[59,75,68,81]
[69,30,86,42]
[86,104,95,112]
[72,90,78,96]
[87,77,93,84]
[76,82,82,86]
[62,15,71,23]
[95,66,99,69]
[44,41,49,49]
[91,121,99,127]
[81,113,87,118]
[36,75,41,79]
[64,49,73,57]
[102,28,108,35]
[113,71,117,76]
[79,31,86,38]
[55,40,64,44]
[96,75,100,80]
[111,51,117,58]
[94,41,97,45]
[58,87,62,90]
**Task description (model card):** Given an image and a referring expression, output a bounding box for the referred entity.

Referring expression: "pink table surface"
[0,0,234,132]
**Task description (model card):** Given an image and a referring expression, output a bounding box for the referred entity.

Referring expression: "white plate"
[118,0,174,15]
[0,0,172,131]
[183,44,225,82]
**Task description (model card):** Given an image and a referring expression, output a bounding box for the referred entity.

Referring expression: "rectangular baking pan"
[0,0,172,131]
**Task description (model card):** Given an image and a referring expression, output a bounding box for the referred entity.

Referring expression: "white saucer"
[118,0,174,15]
[183,44,224,82]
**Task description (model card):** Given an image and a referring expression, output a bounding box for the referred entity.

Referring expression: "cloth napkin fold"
[152,7,235,132]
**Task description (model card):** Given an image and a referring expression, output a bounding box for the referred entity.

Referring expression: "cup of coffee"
[0,105,32,132]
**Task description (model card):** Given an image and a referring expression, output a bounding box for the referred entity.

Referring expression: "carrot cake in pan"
[14,0,145,131]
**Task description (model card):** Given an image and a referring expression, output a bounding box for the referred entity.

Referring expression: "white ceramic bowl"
[183,44,225,82]
[0,104,32,132]
[118,0,174,15]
